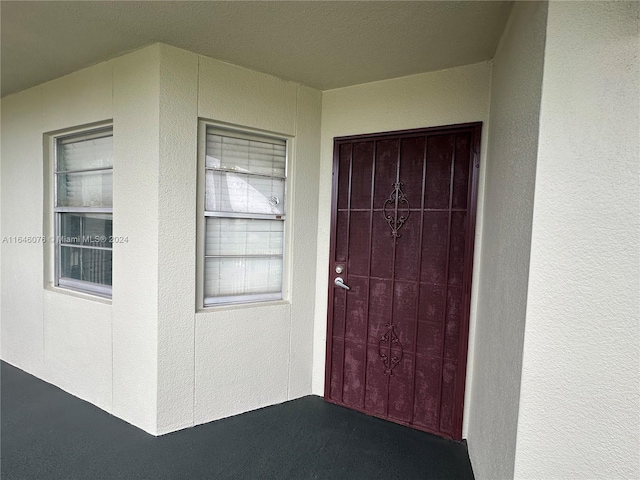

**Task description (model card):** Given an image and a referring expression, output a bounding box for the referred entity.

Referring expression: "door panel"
[351,142,374,209]
[325,123,481,441]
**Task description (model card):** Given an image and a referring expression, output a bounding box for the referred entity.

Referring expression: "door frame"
[323,122,482,441]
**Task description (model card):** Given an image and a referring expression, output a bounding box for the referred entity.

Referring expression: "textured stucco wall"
[153,49,320,430]
[0,101,2,355]
[1,45,322,435]
[288,84,322,399]
[1,87,47,379]
[111,45,161,434]
[0,45,162,432]
[1,44,321,434]
[466,3,547,479]
[1,60,117,412]
[193,55,322,426]
[40,62,116,413]
[515,2,640,479]
[314,62,493,438]
[156,45,198,435]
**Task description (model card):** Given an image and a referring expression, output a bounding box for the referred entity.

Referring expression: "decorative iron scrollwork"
[383,182,410,237]
[378,324,403,375]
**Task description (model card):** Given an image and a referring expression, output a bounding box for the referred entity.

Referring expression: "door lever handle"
[334,277,350,290]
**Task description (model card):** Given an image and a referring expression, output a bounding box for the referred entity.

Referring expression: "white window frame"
[50,124,114,298]
[197,121,290,308]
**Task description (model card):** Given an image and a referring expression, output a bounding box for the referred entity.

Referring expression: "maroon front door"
[324,123,481,441]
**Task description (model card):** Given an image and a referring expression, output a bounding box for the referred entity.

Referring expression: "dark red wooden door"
[324,123,481,440]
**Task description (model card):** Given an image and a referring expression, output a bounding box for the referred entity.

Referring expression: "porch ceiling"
[1,1,512,98]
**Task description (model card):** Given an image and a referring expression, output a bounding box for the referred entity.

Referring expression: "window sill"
[196,298,290,315]
[45,283,112,305]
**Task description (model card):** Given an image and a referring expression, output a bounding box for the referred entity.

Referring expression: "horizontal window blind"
[205,129,286,178]
[204,257,282,297]
[203,126,287,305]
[205,171,285,215]
[205,218,283,257]
[57,133,113,172]
[57,170,113,207]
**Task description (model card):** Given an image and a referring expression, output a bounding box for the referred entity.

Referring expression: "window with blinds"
[54,127,113,297]
[203,126,287,305]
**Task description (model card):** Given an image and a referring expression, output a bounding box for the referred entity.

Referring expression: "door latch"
[334,277,350,290]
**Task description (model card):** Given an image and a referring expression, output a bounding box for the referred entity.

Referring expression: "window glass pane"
[57,170,113,208]
[205,171,285,215]
[58,134,113,172]
[204,256,282,298]
[205,218,283,256]
[60,213,112,248]
[202,127,287,305]
[206,133,285,177]
[60,246,112,286]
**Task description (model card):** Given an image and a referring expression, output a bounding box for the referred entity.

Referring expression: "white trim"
[58,277,112,298]
[203,167,286,180]
[60,243,112,251]
[206,127,286,146]
[49,123,114,299]
[204,211,285,220]
[57,127,113,145]
[55,166,113,175]
[198,119,292,309]
[54,207,113,213]
[204,292,282,307]
[203,121,291,144]
[204,254,283,259]
[196,121,207,311]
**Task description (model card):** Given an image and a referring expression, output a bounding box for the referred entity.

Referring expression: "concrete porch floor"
[1,362,474,479]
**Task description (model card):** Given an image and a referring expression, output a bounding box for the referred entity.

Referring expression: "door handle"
[334,277,350,290]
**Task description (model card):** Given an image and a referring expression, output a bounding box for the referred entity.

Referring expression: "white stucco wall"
[1,46,163,431]
[1,87,47,379]
[193,55,322,427]
[1,44,322,435]
[514,3,640,479]
[3,8,635,468]
[0,101,2,352]
[313,61,493,438]
[111,45,162,434]
[1,60,119,413]
[466,3,547,479]
[42,62,116,414]
[156,45,199,434]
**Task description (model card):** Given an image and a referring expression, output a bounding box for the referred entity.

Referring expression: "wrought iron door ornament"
[383,182,410,237]
[378,324,403,375]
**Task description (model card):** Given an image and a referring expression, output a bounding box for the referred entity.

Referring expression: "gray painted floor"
[1,361,474,479]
